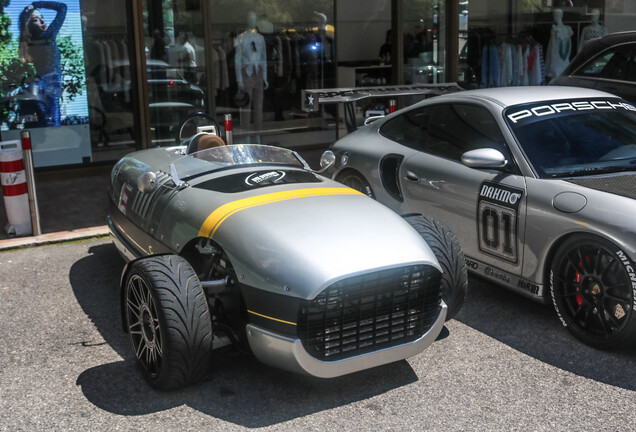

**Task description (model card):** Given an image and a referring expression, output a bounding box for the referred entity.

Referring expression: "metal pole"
[224,114,233,146]
[20,130,41,236]
[445,0,459,82]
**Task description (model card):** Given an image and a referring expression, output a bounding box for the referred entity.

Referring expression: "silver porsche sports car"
[328,86,636,349]
[107,131,467,390]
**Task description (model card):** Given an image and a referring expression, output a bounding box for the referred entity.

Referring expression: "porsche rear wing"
[301,83,464,133]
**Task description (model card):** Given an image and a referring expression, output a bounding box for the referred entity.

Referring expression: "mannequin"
[545,9,573,80]
[578,9,608,52]
[235,11,268,142]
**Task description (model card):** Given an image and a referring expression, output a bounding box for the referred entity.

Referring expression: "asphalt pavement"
[1,238,635,431]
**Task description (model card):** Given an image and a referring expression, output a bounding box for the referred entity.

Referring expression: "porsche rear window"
[504,98,636,178]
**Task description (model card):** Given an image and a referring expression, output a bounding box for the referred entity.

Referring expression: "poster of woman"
[1,0,88,130]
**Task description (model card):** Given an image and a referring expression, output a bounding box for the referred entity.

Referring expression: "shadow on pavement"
[456,276,636,391]
[70,243,419,427]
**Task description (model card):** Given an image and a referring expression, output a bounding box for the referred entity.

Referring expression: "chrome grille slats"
[298,265,441,361]
[131,171,173,218]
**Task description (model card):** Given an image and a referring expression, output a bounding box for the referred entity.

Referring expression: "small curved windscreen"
[171,144,307,180]
[504,98,636,178]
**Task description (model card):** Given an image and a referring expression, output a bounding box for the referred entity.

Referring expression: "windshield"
[504,98,636,178]
[171,144,307,181]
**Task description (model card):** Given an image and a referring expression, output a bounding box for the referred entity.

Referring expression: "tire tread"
[128,255,212,390]
[405,215,468,320]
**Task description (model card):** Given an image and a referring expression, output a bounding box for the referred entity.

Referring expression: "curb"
[0,226,110,252]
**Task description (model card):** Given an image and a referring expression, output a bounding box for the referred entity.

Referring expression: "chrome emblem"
[590,284,601,295]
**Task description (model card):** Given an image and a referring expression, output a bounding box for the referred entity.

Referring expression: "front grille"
[298,265,441,361]
[131,171,173,218]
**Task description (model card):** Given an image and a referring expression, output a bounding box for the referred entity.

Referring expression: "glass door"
[142,0,208,146]
[403,0,446,85]
[208,0,336,146]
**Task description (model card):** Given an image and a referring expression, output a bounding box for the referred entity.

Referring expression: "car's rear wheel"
[550,235,636,349]
[405,216,468,320]
[124,255,213,390]
[337,171,375,199]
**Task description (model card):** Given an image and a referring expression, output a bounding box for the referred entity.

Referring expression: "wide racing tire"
[550,235,636,349]
[124,255,213,390]
[405,215,468,320]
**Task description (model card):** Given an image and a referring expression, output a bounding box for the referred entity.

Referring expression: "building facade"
[0,0,634,169]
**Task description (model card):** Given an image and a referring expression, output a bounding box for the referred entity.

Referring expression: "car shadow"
[455,276,636,391]
[70,243,419,427]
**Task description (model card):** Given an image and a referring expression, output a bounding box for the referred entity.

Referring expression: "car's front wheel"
[405,216,468,320]
[337,170,375,199]
[124,255,213,390]
[550,235,636,349]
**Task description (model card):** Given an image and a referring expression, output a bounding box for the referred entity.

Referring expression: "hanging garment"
[480,44,500,88]
[498,43,514,87]
[513,44,523,86]
[217,46,229,90]
[480,45,488,88]
[521,45,529,86]
[529,43,545,86]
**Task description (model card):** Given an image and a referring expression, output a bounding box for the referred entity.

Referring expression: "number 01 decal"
[477,181,524,263]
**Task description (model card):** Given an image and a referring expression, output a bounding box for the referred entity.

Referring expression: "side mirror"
[317,150,336,173]
[461,148,508,169]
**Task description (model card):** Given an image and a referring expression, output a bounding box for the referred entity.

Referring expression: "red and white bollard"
[388,99,397,113]
[0,139,31,236]
[21,130,41,235]
[224,114,233,146]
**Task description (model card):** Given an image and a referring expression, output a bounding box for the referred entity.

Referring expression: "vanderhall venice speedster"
[328,86,636,349]
[107,132,467,389]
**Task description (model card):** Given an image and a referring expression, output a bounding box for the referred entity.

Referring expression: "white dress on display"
[545,23,573,80]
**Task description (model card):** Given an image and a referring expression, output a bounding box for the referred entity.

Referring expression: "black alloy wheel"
[550,235,636,349]
[126,273,163,378]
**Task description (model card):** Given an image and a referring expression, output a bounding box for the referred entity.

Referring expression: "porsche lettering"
[507,100,636,123]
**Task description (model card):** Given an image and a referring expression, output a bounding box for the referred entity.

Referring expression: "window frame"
[573,42,636,83]
[379,101,516,166]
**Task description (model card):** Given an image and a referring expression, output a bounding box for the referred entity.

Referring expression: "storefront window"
[142,0,208,145]
[1,1,87,166]
[209,0,336,146]
[82,0,136,162]
[403,0,446,85]
[461,1,636,89]
[0,0,136,166]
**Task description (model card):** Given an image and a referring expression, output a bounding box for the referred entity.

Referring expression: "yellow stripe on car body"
[198,187,363,238]
[248,309,297,326]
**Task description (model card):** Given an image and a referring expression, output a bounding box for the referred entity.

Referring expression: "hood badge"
[245,171,286,187]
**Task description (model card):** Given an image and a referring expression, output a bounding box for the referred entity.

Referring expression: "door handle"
[405,170,420,182]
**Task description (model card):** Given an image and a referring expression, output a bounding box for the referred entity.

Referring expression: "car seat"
[186,132,226,154]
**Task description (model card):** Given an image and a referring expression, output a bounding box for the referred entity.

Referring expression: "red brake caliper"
[575,261,584,306]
